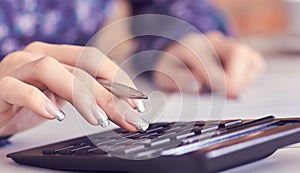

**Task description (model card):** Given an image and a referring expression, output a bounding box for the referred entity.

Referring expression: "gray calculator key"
[113,145,145,154]
[150,138,171,146]
[176,132,195,140]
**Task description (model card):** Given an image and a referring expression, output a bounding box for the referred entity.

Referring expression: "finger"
[241,53,265,88]
[44,89,68,108]
[205,32,264,97]
[11,56,104,126]
[0,76,65,121]
[24,42,131,84]
[64,65,148,132]
[165,34,225,94]
[63,64,143,112]
[24,42,145,111]
[223,44,265,98]
[13,56,147,131]
[225,51,251,97]
[0,51,42,77]
[96,94,149,132]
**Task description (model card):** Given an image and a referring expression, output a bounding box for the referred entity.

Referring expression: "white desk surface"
[1,55,300,173]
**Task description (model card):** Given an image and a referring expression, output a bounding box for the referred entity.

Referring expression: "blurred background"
[212,0,300,54]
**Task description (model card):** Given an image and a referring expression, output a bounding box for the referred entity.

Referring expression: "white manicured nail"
[45,102,65,121]
[91,103,110,127]
[135,117,149,132]
[135,100,146,113]
[124,111,149,132]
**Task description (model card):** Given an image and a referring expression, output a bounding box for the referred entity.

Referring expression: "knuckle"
[81,46,109,68]
[33,56,58,74]
[5,51,24,59]
[23,86,39,104]
[0,76,13,89]
[86,47,101,54]
[102,95,121,114]
[24,41,44,52]
[85,47,109,64]
[104,96,115,110]
[74,67,86,75]
[2,51,26,64]
[84,47,103,57]
[231,43,245,55]
[25,87,38,98]
[229,43,251,61]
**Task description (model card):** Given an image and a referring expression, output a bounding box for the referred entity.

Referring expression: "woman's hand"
[0,42,148,136]
[153,31,265,98]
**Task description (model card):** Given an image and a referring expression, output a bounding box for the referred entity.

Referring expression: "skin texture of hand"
[153,31,265,98]
[0,42,147,136]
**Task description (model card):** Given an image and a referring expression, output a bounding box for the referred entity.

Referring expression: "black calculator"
[7,115,300,173]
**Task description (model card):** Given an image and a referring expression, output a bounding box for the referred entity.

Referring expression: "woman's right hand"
[153,32,265,98]
[0,42,148,136]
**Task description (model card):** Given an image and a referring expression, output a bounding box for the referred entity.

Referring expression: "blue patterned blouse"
[0,0,229,60]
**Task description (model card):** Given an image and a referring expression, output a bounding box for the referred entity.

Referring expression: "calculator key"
[145,126,164,133]
[96,139,117,146]
[218,119,242,128]
[147,123,174,129]
[54,145,75,155]
[57,149,72,155]
[124,145,145,154]
[135,148,164,158]
[193,125,218,134]
[157,131,177,139]
[73,149,89,155]
[42,150,55,155]
[114,138,133,145]
[175,132,195,140]
[88,147,107,155]
[71,145,91,153]
[150,138,171,146]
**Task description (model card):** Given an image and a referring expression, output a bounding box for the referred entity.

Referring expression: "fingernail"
[91,103,110,128]
[134,117,149,132]
[45,102,65,121]
[135,100,145,113]
[125,111,149,132]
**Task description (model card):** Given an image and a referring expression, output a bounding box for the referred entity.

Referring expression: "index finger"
[23,42,125,83]
[224,46,264,98]
[24,42,144,111]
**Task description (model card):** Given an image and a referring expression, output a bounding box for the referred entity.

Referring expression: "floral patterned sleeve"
[0,0,229,72]
[0,0,113,60]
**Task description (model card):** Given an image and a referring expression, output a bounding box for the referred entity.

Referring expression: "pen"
[96,78,148,99]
